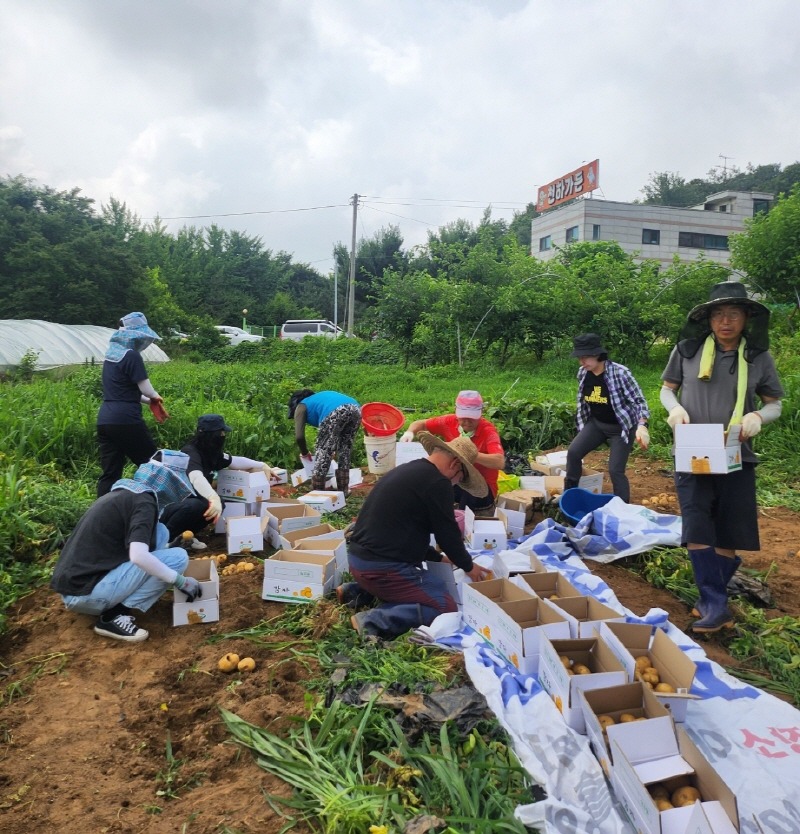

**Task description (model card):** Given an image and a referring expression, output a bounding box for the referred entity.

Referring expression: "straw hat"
[417,431,487,496]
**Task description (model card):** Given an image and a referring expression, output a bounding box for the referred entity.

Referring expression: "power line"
[146,202,350,221]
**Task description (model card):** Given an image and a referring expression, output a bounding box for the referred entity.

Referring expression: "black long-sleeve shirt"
[348,458,474,572]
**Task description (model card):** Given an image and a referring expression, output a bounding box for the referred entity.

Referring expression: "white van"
[279,319,346,341]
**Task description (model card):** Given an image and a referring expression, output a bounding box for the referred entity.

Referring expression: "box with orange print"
[261,550,336,603]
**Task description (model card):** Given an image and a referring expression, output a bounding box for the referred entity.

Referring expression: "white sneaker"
[94,614,149,643]
[190,537,207,551]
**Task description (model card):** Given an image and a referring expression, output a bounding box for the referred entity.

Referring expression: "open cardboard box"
[294,535,348,584]
[464,506,508,552]
[511,570,582,601]
[600,622,699,721]
[610,724,739,834]
[579,681,672,776]
[547,594,626,637]
[461,578,532,641]
[273,522,342,551]
[173,559,220,626]
[537,635,627,732]
[675,424,742,475]
[226,513,268,555]
[264,504,322,548]
[262,550,336,603]
[216,469,271,503]
[497,488,544,522]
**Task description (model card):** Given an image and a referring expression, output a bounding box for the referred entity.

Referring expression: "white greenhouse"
[0,320,170,371]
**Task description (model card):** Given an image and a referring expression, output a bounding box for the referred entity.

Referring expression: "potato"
[655,798,675,811]
[572,663,592,675]
[597,714,616,729]
[634,656,651,672]
[559,655,573,669]
[218,652,240,672]
[619,713,637,723]
[181,530,194,541]
[237,657,256,672]
[655,682,676,693]
[672,786,701,807]
[641,670,660,685]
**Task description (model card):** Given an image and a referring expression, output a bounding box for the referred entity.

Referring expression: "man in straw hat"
[400,389,505,517]
[661,280,784,634]
[51,451,204,643]
[341,431,492,639]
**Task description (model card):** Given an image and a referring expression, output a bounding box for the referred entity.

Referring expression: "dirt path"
[0,453,797,834]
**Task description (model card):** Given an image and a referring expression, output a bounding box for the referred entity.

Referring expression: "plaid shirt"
[575,360,649,443]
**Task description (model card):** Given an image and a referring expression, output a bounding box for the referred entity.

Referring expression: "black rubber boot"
[692,552,741,618]
[689,548,735,634]
[335,468,350,498]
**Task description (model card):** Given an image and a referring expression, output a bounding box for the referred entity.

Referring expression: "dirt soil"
[1,452,798,834]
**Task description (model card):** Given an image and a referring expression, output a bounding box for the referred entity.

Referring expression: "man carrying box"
[342,432,491,639]
[661,281,784,634]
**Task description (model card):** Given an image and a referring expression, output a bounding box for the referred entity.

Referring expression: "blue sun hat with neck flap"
[105,312,161,362]
[111,450,192,511]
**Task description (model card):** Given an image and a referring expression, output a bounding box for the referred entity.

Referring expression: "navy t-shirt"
[98,351,148,425]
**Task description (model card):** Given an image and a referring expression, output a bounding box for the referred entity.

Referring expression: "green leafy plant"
[154,733,205,800]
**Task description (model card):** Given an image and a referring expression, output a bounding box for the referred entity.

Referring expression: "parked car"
[214,325,264,346]
[279,319,347,341]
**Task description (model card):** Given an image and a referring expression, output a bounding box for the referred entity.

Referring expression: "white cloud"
[1,0,799,266]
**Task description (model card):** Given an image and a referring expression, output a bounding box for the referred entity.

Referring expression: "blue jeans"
[347,550,457,639]
[60,524,188,615]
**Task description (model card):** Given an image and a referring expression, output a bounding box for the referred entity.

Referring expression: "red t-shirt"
[424,414,504,496]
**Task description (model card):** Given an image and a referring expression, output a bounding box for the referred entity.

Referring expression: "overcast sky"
[2,0,799,272]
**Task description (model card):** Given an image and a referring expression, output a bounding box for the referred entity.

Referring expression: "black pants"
[96,422,157,497]
[161,495,209,540]
[566,418,634,502]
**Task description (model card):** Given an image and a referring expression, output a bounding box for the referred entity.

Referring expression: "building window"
[539,235,552,252]
[753,199,770,216]
[718,205,727,213]
[566,226,579,243]
[592,224,601,240]
[678,231,729,250]
[642,229,660,245]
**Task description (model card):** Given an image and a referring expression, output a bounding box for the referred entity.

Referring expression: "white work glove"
[739,412,762,441]
[400,430,415,442]
[635,425,650,449]
[261,463,283,479]
[203,493,223,523]
[667,406,690,429]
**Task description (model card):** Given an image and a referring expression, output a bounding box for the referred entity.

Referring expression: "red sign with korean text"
[537,160,600,211]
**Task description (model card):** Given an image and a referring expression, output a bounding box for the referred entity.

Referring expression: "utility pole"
[347,193,358,336]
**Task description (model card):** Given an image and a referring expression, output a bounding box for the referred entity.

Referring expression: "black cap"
[570,333,607,358]
[197,414,233,432]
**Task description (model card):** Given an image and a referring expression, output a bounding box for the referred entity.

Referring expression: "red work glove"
[149,399,170,424]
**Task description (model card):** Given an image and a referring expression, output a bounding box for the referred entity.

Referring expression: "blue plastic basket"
[559,488,615,525]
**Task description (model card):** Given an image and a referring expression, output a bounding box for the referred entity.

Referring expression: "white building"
[530,190,773,266]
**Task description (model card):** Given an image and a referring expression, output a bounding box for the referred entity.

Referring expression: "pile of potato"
[221,560,256,576]
[218,652,256,673]
[648,780,702,810]
[641,493,678,509]
[597,712,647,732]
[195,553,228,566]
[559,655,591,676]
[634,656,676,693]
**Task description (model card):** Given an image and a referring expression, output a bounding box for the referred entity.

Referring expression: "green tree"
[730,183,800,303]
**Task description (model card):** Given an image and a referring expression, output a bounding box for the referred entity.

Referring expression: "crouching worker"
[341,431,491,640]
[161,413,282,550]
[50,452,203,643]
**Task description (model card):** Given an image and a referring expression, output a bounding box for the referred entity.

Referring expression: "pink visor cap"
[455,390,484,418]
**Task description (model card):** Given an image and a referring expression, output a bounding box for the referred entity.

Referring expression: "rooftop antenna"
[718,154,735,179]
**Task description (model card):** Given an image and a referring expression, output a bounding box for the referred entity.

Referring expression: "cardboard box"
[216,469,271,503]
[600,622,699,721]
[675,424,742,475]
[173,559,220,626]
[268,468,288,485]
[519,474,565,501]
[262,550,336,602]
[214,500,248,534]
[297,490,346,513]
[547,595,626,637]
[537,636,628,731]
[264,504,322,548]
[492,551,549,579]
[512,570,582,601]
[527,464,605,495]
[464,506,508,552]
[579,682,672,776]
[272,522,342,551]
[226,513,268,555]
[461,578,533,640]
[610,724,739,834]
[497,488,544,522]
[294,535,348,584]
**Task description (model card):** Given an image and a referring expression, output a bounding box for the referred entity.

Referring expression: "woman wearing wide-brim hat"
[564,333,650,503]
[660,281,784,634]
